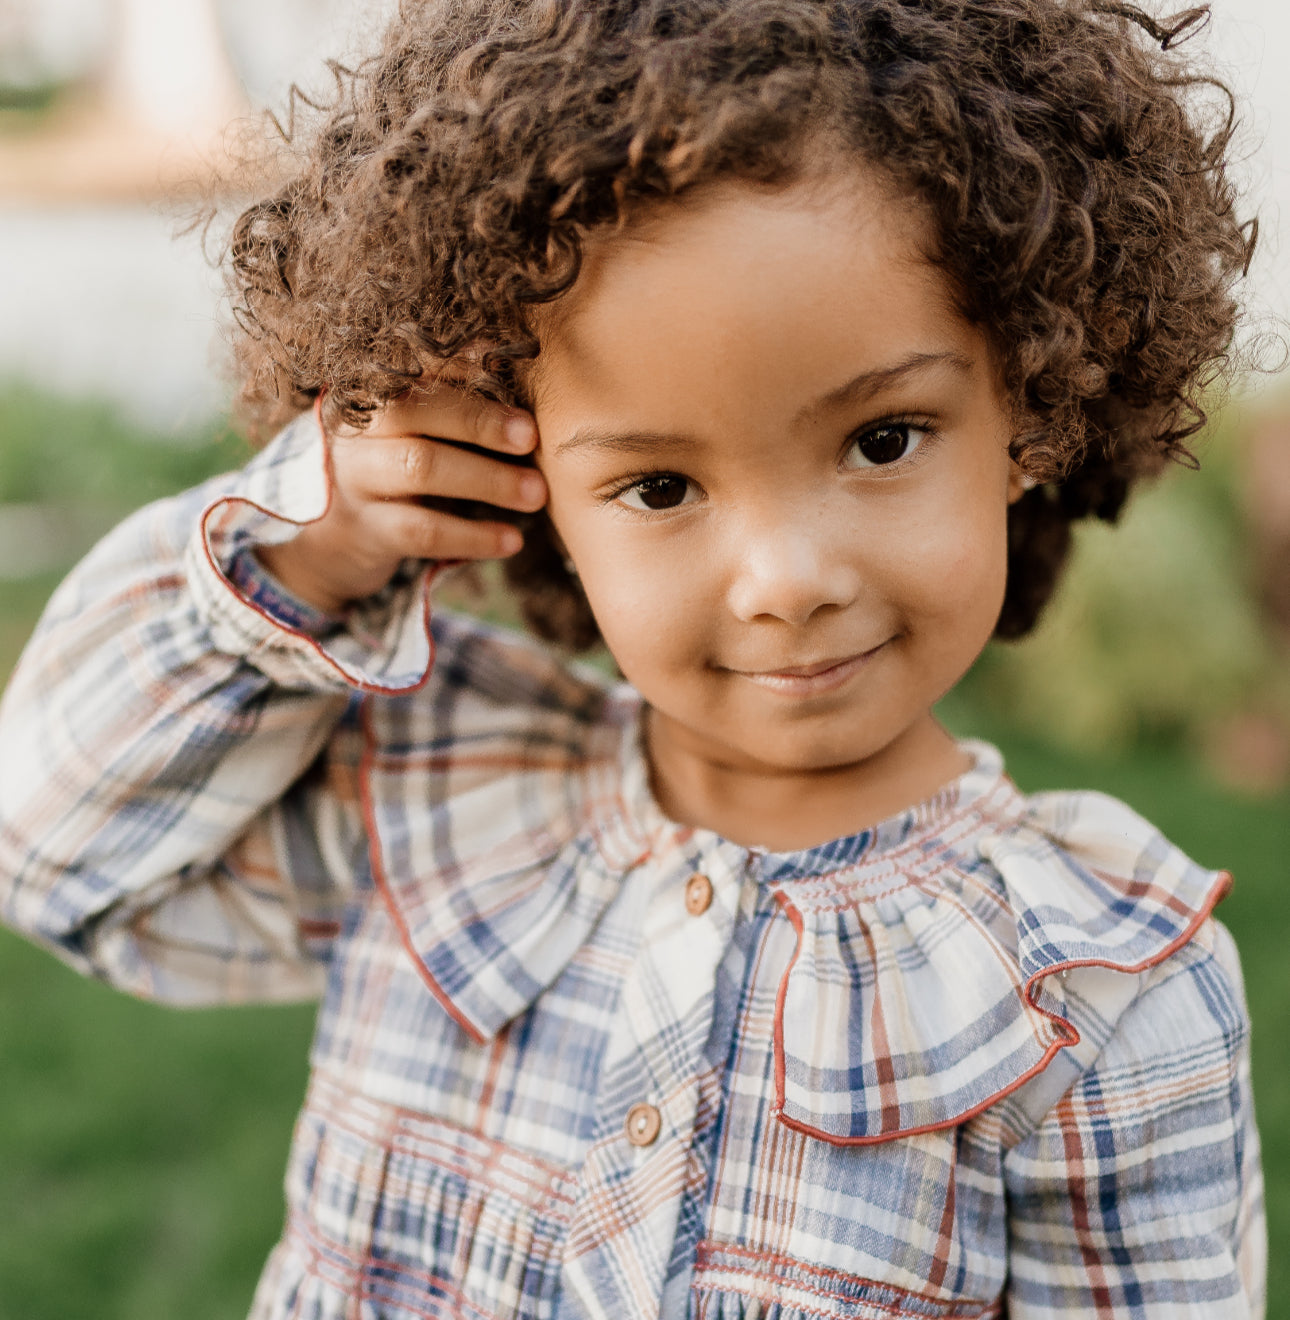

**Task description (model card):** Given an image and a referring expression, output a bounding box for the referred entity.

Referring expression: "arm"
[0,393,544,1005]
[1004,920,1265,1318]
[0,432,363,1003]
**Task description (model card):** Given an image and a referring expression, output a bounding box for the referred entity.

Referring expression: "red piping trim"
[771,891,805,1124]
[198,396,436,697]
[1016,866,1234,1015]
[770,869,1232,1146]
[358,695,489,1046]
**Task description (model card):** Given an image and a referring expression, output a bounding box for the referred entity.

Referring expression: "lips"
[725,643,887,696]
[754,656,859,679]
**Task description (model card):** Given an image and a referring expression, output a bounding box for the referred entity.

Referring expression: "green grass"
[0,382,248,509]
[0,937,314,1320]
[0,386,1285,1313]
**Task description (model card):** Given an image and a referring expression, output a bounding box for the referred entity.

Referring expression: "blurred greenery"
[0,81,66,116]
[0,382,247,506]
[0,383,248,677]
[0,384,1285,1315]
[952,415,1290,758]
[0,930,315,1320]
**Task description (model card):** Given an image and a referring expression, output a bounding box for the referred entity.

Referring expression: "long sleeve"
[1004,918,1265,1318]
[0,413,433,1005]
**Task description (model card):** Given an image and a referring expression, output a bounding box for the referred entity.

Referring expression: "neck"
[644,711,971,852]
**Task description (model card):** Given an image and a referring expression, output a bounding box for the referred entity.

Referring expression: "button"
[625,1102,662,1147]
[684,873,713,916]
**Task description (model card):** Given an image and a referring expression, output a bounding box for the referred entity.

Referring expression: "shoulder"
[1104,913,1250,1073]
[363,606,632,747]
[402,608,637,776]
[361,607,640,853]
[425,607,624,730]
[975,777,1232,983]
[969,767,1247,1135]
[1003,915,1255,1204]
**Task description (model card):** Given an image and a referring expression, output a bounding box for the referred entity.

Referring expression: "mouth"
[724,643,888,696]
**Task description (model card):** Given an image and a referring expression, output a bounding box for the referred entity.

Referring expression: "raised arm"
[0,391,544,1005]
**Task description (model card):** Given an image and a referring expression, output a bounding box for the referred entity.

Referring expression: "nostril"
[725,540,858,626]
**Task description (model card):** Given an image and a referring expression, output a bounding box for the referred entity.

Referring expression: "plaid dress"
[0,415,1265,1319]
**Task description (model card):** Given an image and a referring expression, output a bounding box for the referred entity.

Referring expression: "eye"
[614,474,697,511]
[842,422,930,469]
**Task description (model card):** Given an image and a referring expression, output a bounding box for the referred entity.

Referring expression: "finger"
[339,432,547,511]
[369,501,525,562]
[375,384,537,455]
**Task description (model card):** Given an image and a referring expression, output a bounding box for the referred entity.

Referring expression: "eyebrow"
[794,350,975,424]
[553,350,975,456]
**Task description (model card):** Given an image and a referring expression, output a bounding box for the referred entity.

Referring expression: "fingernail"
[500,527,523,554]
[504,415,536,450]
[519,471,546,504]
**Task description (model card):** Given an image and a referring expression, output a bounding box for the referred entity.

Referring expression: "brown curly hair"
[226,0,1255,648]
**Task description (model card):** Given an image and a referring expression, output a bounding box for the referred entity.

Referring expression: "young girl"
[0,0,1265,1315]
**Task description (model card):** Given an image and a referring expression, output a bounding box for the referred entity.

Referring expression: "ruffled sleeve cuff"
[183,406,437,693]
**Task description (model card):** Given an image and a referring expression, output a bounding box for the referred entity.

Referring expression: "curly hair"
[226,0,1254,647]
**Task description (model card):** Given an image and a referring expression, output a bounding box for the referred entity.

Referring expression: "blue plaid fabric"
[0,416,1265,1319]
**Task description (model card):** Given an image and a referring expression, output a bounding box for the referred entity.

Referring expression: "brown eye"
[618,475,695,511]
[844,423,928,468]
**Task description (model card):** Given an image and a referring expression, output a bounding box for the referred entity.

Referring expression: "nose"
[724,511,860,626]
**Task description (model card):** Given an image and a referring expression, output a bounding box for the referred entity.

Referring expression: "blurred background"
[0,1,1286,1316]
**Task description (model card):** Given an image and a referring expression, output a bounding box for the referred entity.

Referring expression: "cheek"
[888,493,1011,627]
[545,495,708,669]
[575,546,710,668]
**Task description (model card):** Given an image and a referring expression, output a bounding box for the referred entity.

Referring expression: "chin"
[737,726,887,776]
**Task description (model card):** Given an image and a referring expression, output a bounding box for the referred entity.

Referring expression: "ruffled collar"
[745,743,1229,1143]
[362,682,1230,1140]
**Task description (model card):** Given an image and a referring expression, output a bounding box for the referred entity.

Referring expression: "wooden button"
[684,873,713,916]
[625,1102,662,1147]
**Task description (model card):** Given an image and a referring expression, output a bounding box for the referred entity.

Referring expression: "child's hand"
[256,388,546,615]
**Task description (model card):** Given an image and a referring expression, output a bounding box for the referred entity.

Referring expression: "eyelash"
[601,415,941,513]
[842,416,940,473]
[604,472,698,513]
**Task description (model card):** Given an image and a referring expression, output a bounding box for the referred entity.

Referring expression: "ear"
[1007,462,1039,504]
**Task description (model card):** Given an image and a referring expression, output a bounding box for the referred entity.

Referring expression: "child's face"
[531,170,1025,799]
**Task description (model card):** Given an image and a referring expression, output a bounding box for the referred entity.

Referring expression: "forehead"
[527,171,977,422]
